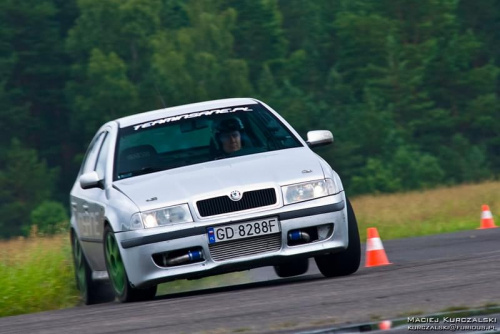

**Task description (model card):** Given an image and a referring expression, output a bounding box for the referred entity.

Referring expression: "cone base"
[477,225,498,229]
[365,262,392,268]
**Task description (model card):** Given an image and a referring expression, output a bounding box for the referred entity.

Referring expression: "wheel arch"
[103,218,112,232]
[103,207,125,233]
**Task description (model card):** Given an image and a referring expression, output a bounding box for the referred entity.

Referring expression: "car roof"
[116,98,259,128]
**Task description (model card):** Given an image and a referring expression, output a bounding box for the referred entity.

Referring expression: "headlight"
[141,204,193,228]
[282,179,340,205]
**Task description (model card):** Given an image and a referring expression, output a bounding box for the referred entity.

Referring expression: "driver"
[213,117,244,154]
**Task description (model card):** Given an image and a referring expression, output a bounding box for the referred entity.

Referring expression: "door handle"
[71,202,77,209]
[82,204,89,211]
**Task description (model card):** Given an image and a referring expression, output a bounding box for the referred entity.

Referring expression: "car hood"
[113,147,325,211]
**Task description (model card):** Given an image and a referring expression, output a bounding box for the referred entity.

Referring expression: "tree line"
[1,0,499,238]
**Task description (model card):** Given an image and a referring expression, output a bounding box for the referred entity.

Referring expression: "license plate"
[207,217,280,244]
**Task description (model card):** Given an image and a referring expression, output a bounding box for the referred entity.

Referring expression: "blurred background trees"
[1,0,499,238]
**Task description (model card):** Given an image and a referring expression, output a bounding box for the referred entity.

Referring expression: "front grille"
[197,188,277,217]
[209,233,282,261]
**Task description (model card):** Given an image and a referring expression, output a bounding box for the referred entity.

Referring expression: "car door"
[73,130,112,271]
[90,131,112,242]
[82,131,112,271]
[73,132,105,240]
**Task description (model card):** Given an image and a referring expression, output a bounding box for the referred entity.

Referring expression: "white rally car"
[70,98,360,303]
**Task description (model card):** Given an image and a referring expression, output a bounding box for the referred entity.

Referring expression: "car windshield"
[114,103,303,180]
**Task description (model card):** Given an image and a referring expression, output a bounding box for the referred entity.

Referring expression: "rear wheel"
[71,231,114,304]
[314,197,361,277]
[274,258,309,278]
[104,225,157,302]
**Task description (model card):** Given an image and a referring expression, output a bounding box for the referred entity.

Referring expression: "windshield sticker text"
[133,107,253,131]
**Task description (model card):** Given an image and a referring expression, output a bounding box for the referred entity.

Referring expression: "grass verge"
[0,233,79,317]
[352,181,500,241]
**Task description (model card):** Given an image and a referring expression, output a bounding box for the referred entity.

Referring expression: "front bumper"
[114,193,348,288]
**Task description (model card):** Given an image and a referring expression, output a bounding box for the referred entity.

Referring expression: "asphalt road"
[1,228,499,334]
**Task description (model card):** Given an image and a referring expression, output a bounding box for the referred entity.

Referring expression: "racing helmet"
[211,117,245,152]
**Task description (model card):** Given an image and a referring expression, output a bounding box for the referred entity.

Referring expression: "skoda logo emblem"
[230,190,242,201]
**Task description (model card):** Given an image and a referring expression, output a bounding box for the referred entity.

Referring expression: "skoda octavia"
[70,98,360,303]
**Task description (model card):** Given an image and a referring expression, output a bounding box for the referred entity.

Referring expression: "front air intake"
[209,233,281,261]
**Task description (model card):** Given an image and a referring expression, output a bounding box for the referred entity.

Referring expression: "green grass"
[0,234,79,317]
[1,180,499,317]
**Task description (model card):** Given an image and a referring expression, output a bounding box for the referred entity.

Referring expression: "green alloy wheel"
[104,225,157,302]
[71,230,114,304]
[72,232,89,298]
[105,230,126,296]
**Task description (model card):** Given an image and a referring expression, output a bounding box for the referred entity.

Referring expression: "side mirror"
[80,171,103,189]
[306,130,334,148]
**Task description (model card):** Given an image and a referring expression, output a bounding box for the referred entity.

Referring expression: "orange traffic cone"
[478,204,497,229]
[365,227,391,267]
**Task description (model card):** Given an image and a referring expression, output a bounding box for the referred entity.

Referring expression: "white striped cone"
[479,204,497,229]
[365,227,391,267]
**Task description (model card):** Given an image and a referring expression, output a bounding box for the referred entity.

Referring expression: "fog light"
[317,223,334,240]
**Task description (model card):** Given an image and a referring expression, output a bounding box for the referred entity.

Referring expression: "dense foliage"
[1,0,499,238]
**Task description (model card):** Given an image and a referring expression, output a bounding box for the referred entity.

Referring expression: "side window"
[95,133,111,180]
[248,111,301,149]
[81,133,106,175]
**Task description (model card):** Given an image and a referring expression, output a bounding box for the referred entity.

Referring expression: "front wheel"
[104,225,157,302]
[314,197,361,277]
[71,230,114,305]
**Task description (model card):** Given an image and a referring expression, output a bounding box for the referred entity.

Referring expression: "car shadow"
[153,273,325,301]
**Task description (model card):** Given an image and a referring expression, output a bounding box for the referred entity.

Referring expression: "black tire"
[104,225,157,303]
[71,230,115,305]
[274,258,309,278]
[314,197,361,277]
